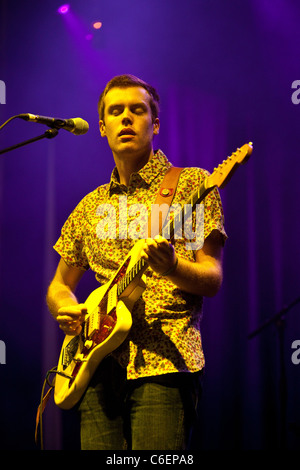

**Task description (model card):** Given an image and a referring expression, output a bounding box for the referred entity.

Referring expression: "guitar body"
[54,239,147,409]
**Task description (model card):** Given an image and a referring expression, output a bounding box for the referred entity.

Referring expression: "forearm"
[46,280,79,319]
[165,255,223,297]
[142,234,223,297]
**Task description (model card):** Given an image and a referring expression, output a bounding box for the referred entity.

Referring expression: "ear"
[153,118,160,136]
[99,120,106,137]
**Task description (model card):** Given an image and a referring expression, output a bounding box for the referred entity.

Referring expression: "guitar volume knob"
[84,340,93,350]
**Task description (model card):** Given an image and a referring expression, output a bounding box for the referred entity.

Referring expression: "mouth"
[118,128,136,137]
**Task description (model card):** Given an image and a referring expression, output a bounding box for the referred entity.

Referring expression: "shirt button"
[161,188,171,196]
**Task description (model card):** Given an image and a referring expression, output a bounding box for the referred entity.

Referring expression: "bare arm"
[46,258,87,335]
[141,230,224,297]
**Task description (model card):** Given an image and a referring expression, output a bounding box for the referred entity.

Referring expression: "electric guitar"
[54,142,253,409]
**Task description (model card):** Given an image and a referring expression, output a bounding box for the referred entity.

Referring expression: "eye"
[132,105,146,115]
[108,105,123,116]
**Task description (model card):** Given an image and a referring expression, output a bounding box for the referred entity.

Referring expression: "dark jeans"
[78,356,201,450]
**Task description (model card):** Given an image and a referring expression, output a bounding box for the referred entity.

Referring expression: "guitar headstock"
[205,142,253,189]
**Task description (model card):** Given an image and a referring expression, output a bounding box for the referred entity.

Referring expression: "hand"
[141,235,177,276]
[56,303,87,336]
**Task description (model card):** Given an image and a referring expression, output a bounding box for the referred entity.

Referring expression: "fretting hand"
[140,235,178,276]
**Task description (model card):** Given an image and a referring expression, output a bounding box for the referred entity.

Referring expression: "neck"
[113,148,155,186]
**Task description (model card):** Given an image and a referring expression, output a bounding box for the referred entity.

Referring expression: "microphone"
[18,113,89,135]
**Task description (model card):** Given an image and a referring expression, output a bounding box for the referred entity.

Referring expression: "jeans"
[78,356,201,450]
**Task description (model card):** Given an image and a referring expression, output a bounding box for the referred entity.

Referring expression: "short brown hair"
[98,74,160,123]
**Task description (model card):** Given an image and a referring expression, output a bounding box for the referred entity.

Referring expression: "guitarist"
[46,74,227,450]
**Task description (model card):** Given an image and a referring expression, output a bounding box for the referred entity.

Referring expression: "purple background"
[1,0,300,450]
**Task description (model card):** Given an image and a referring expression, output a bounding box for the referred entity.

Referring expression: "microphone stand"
[248,296,300,449]
[0,127,59,155]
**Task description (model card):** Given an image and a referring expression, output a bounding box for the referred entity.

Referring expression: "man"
[46,74,227,450]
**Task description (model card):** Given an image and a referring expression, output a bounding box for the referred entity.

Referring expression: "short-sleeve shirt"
[54,150,227,379]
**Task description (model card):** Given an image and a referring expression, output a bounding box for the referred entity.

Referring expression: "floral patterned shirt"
[54,150,227,379]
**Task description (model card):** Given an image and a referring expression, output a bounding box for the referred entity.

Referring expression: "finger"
[154,235,172,246]
[145,238,158,248]
[56,315,85,328]
[58,305,87,318]
[57,317,80,328]
[142,240,160,258]
[57,314,83,328]
[152,236,173,252]
[56,314,81,323]
[58,303,87,312]
[59,323,82,336]
[147,241,173,260]
[56,304,87,335]
[140,249,149,261]
[154,235,167,243]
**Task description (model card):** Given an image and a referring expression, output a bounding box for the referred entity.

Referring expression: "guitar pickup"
[107,284,118,315]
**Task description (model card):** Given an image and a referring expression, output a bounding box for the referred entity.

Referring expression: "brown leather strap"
[148,166,182,237]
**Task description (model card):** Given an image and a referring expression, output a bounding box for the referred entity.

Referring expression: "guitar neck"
[117,256,148,297]
[161,180,212,241]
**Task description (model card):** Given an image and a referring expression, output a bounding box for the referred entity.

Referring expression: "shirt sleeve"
[180,167,228,250]
[203,183,228,244]
[53,198,90,270]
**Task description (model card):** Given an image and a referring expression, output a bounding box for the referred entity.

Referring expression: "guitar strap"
[148,166,183,238]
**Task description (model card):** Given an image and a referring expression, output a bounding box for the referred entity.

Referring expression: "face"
[99,86,160,160]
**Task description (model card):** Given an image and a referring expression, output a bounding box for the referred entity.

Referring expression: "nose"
[122,108,133,126]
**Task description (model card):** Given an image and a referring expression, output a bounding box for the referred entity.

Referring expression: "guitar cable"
[36,367,73,450]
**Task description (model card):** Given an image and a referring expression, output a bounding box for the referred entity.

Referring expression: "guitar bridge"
[62,335,80,370]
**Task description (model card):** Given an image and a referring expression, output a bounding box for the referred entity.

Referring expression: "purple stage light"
[93,22,102,30]
[58,4,70,15]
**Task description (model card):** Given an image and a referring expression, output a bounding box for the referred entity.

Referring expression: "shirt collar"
[107,149,172,195]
